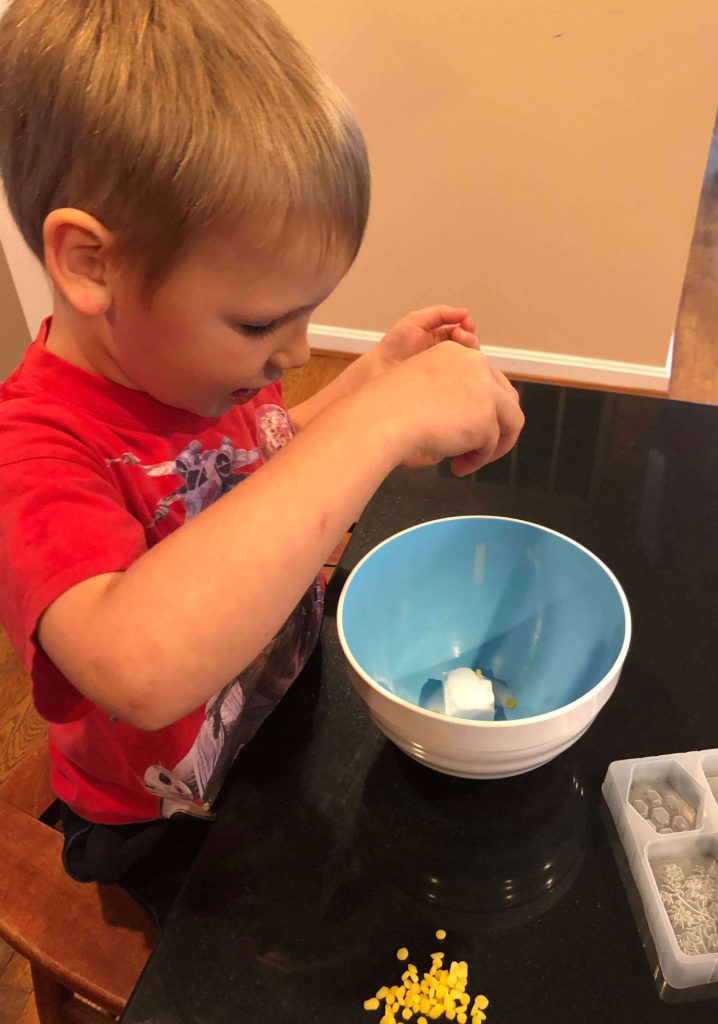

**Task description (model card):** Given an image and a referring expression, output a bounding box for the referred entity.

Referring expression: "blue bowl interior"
[340,518,628,720]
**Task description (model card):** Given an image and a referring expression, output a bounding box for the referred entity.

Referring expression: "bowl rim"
[336,514,632,728]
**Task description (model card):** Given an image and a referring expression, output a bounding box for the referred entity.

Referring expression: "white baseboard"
[308,324,673,393]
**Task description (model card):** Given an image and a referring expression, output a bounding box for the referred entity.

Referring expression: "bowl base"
[397,746,557,780]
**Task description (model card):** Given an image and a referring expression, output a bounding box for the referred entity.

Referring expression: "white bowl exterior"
[346,660,624,777]
[338,516,632,779]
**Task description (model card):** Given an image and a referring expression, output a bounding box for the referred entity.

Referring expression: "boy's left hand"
[288,306,487,434]
[374,306,479,368]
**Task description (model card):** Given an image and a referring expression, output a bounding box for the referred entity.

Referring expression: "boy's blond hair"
[0,0,370,290]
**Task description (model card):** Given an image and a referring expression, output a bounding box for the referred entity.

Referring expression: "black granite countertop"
[122,383,718,1023]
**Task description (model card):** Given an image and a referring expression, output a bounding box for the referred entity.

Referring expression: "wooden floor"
[1,123,716,1022]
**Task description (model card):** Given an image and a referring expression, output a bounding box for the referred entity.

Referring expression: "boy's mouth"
[230,388,261,405]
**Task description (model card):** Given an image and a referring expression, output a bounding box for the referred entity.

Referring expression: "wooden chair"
[0,703,157,1023]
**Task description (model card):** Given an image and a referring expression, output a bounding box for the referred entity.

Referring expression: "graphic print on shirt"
[107,405,324,818]
[143,574,324,818]
[106,436,259,526]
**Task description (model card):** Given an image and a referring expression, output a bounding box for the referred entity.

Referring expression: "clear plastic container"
[602,749,718,990]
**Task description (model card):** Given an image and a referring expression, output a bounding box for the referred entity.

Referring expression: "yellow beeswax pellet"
[368,941,489,1024]
[435,929,447,940]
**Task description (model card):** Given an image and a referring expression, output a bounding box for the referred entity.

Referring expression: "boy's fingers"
[432,324,458,343]
[451,450,487,477]
[452,379,524,477]
[450,429,501,476]
[493,384,525,457]
[408,305,470,332]
[489,362,520,398]
[434,324,475,345]
[449,326,480,349]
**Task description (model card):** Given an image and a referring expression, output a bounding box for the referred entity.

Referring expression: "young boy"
[0,0,523,924]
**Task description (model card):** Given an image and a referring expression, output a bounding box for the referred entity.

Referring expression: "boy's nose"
[270,331,311,372]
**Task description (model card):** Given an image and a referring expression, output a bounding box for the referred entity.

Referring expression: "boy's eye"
[235,322,276,339]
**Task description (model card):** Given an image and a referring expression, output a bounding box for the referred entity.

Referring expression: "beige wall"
[0,3,51,367]
[275,0,717,367]
[0,187,52,350]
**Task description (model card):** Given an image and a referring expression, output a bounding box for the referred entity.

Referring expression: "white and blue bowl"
[337,516,631,778]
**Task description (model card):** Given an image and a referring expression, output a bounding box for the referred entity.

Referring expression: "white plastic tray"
[602,749,718,990]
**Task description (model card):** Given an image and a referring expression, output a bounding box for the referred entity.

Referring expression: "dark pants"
[60,802,212,927]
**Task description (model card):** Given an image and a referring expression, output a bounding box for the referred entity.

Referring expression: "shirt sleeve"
[0,450,148,721]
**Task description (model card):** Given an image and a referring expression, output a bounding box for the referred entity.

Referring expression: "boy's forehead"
[236,221,349,266]
[192,223,353,291]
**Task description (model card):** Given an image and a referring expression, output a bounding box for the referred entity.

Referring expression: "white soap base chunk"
[442,667,495,720]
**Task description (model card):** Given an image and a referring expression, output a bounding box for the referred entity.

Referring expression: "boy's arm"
[38,343,523,732]
[289,306,478,431]
[287,349,380,431]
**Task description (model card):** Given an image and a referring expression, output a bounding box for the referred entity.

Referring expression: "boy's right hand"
[370,341,524,477]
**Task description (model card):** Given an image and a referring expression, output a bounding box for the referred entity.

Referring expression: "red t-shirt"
[0,319,323,824]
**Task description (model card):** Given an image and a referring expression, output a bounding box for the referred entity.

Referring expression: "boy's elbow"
[117,695,170,732]
[92,653,179,732]
[101,674,166,731]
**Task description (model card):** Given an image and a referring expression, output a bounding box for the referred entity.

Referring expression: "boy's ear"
[43,209,117,317]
